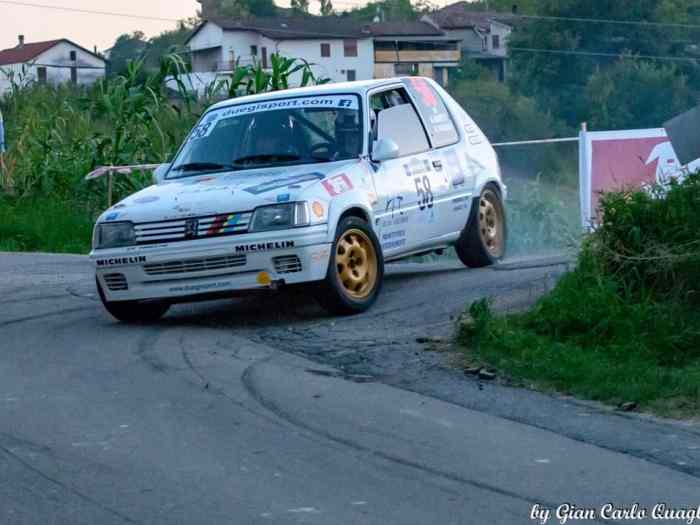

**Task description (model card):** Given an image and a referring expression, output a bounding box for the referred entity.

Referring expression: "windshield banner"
[579,128,700,228]
[190,95,359,141]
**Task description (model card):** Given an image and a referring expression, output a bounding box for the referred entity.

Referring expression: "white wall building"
[0,37,106,95]
[181,18,374,95]
[422,3,514,82]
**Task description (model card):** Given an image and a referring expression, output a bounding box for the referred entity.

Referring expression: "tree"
[319,0,334,16]
[504,0,700,127]
[108,32,148,76]
[218,0,277,17]
[584,59,696,130]
[291,0,310,15]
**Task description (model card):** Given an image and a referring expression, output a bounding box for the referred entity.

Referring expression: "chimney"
[18,35,25,48]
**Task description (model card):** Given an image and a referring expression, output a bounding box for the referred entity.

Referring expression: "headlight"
[93,222,136,249]
[249,202,309,232]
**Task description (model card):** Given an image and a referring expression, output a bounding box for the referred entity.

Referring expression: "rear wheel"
[96,277,170,323]
[455,185,506,268]
[315,216,383,315]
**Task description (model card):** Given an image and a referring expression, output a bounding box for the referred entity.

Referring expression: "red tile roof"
[0,39,62,66]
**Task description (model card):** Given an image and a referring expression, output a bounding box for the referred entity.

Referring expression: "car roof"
[208,77,412,111]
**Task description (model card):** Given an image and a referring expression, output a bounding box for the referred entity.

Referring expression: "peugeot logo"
[185,218,199,239]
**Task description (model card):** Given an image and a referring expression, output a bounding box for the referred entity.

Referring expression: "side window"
[404,77,459,148]
[373,88,429,157]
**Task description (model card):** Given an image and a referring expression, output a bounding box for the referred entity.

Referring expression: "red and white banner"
[579,128,700,227]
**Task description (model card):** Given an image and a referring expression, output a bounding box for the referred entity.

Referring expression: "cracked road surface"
[1,252,699,524]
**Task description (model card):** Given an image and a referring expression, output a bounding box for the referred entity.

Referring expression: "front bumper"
[91,225,332,302]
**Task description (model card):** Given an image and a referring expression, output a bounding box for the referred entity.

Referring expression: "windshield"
[168,95,363,179]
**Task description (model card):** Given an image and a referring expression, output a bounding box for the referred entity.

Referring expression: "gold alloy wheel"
[335,229,378,300]
[479,190,505,258]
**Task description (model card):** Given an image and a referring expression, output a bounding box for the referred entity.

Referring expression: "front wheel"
[96,277,170,323]
[315,216,384,315]
[455,185,507,268]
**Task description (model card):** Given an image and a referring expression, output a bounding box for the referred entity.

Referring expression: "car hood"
[98,162,351,224]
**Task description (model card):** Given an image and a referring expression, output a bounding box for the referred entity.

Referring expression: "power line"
[3,0,700,34]
[0,0,182,22]
[514,13,700,31]
[510,47,700,63]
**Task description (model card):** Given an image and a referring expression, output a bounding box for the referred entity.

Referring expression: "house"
[0,36,106,95]
[185,16,374,91]
[369,21,460,87]
[422,2,514,81]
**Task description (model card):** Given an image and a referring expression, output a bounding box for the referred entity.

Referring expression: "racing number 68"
[414,176,434,211]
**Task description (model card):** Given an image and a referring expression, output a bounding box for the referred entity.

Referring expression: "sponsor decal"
[367,191,377,205]
[204,213,243,236]
[191,96,360,140]
[312,201,325,218]
[385,196,404,218]
[444,150,466,187]
[234,240,295,253]
[111,203,127,209]
[244,172,325,195]
[104,212,120,221]
[196,176,218,183]
[381,230,407,251]
[321,173,353,197]
[277,193,291,203]
[464,122,483,145]
[169,281,231,293]
[311,247,330,263]
[408,77,438,108]
[97,255,146,267]
[403,158,431,178]
[134,195,159,204]
[452,196,470,212]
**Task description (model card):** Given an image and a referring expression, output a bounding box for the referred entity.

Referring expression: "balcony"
[374,49,460,64]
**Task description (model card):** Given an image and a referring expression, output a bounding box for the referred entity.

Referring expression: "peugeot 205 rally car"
[91,77,507,322]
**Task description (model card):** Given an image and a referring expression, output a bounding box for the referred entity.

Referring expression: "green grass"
[458,254,700,417]
[0,198,94,254]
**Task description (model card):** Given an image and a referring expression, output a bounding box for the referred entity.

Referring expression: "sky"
[0,0,202,52]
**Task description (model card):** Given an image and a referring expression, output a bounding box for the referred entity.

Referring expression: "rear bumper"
[90,225,332,302]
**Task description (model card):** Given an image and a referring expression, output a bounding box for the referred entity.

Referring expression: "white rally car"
[91,77,506,322]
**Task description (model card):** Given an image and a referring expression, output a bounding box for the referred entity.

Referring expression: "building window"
[394,63,418,75]
[492,35,500,49]
[343,39,358,57]
[261,47,268,68]
[37,67,47,84]
[69,50,77,61]
[320,43,331,57]
[346,69,356,81]
[250,45,258,56]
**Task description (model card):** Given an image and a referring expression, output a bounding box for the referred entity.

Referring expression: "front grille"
[143,254,247,276]
[134,211,253,245]
[104,273,128,291]
[273,255,302,274]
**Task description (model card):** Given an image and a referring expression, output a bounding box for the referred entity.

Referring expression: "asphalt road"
[2,252,700,525]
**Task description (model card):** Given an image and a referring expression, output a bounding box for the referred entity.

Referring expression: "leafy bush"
[460,174,700,414]
[593,173,700,300]
[0,54,328,253]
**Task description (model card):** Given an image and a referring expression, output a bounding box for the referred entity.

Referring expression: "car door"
[368,86,439,258]
[403,77,474,237]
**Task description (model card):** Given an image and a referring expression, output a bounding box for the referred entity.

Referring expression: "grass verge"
[457,175,700,418]
[0,197,94,254]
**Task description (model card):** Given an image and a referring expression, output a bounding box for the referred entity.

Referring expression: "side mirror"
[153,163,171,184]
[371,138,400,162]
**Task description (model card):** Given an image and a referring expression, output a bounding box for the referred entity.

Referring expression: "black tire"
[315,216,384,315]
[455,185,507,268]
[96,277,170,323]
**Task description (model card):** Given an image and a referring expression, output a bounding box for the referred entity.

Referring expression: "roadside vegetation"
[459,173,700,418]
[0,55,327,253]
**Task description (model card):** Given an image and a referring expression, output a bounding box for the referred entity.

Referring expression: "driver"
[335,112,361,158]
[249,112,298,157]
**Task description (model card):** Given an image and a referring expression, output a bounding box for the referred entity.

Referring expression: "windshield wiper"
[171,162,235,173]
[232,154,301,166]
